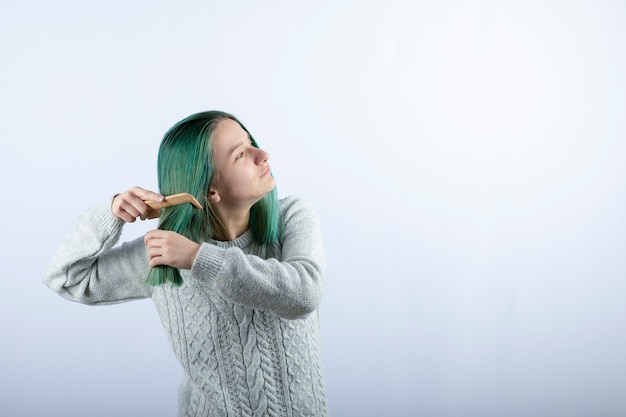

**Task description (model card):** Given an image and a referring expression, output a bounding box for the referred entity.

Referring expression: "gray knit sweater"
[44,196,327,417]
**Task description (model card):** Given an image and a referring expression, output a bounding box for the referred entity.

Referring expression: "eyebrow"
[227,135,253,156]
[228,141,246,156]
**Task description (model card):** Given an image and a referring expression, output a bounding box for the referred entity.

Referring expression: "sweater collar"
[208,229,254,249]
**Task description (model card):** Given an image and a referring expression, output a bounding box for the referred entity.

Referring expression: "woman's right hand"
[112,186,164,222]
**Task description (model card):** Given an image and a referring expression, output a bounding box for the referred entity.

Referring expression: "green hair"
[145,110,282,286]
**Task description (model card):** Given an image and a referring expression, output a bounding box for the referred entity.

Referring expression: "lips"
[261,165,271,177]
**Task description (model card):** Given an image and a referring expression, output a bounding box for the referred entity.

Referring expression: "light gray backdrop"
[1,1,625,416]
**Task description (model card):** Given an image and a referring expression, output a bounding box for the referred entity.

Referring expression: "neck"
[211,204,251,241]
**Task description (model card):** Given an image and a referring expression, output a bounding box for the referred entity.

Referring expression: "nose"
[256,148,270,165]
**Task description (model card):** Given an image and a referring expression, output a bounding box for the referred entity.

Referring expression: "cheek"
[218,169,249,193]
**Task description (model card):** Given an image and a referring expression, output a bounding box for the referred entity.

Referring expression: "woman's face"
[209,118,275,208]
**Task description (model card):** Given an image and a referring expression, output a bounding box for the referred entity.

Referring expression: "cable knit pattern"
[255,311,288,417]
[43,196,327,417]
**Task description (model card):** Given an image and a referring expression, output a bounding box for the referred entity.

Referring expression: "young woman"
[44,111,327,417]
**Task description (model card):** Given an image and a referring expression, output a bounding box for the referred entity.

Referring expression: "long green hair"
[145,110,282,286]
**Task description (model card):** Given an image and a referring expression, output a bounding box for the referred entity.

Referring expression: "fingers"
[144,231,163,267]
[119,197,146,221]
[145,231,175,268]
[129,186,165,203]
[144,229,168,245]
[144,230,200,269]
[112,186,164,222]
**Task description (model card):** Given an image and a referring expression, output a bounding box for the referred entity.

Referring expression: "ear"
[208,187,221,204]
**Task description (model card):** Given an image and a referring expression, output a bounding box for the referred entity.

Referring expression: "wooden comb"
[144,193,203,219]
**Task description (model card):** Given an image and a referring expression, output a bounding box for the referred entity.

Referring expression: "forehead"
[211,118,249,153]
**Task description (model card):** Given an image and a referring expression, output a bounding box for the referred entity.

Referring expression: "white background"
[1,1,625,416]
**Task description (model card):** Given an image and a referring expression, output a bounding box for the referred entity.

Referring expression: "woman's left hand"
[144,230,200,269]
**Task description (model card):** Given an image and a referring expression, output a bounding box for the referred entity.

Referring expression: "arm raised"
[43,191,156,304]
[191,197,325,320]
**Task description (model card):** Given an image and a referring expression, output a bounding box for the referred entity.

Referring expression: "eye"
[235,151,244,160]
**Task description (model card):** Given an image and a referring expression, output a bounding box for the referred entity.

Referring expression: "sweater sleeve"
[43,202,153,305]
[190,197,325,320]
